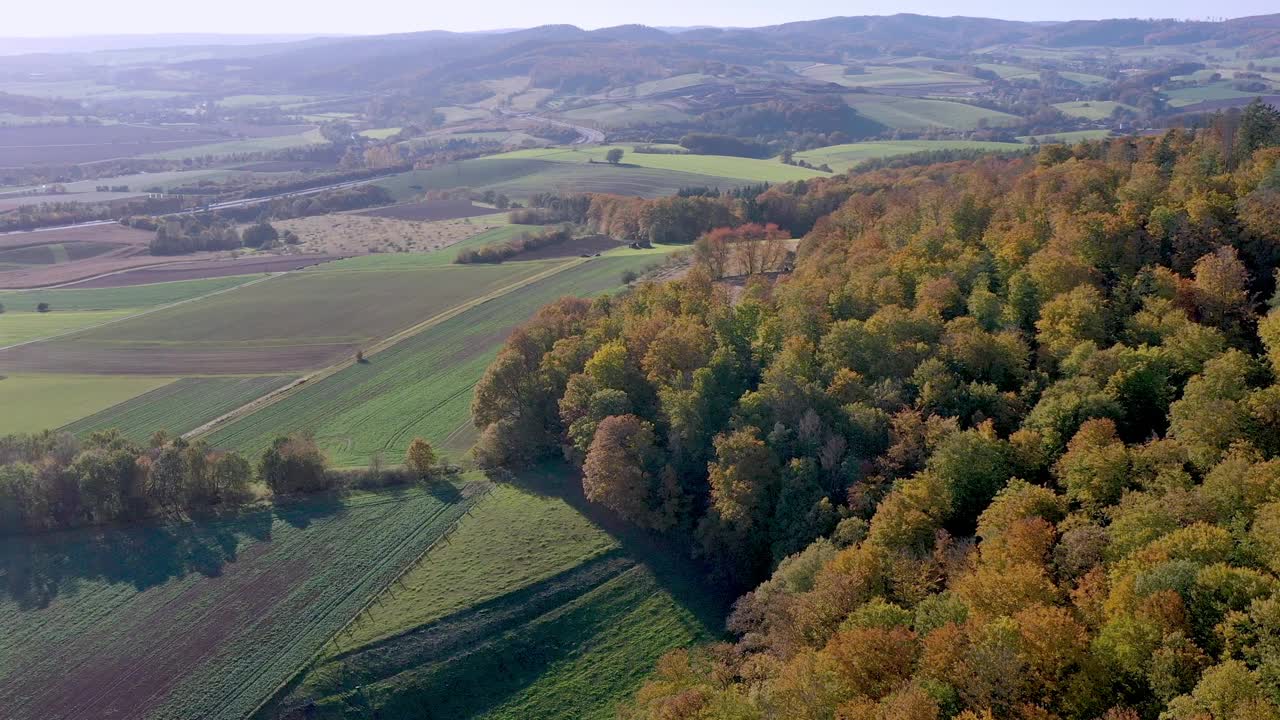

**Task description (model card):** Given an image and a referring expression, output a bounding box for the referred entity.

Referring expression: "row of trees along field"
[471,103,1280,720]
[0,430,447,535]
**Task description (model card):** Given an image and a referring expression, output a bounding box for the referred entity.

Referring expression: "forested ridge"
[471,103,1280,720]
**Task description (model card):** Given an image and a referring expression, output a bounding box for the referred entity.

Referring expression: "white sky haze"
[3,0,1278,37]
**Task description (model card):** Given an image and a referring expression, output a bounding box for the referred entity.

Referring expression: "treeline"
[0,430,451,535]
[455,225,574,264]
[472,109,1280,719]
[0,196,186,233]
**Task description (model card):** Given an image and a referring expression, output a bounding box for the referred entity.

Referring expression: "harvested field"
[0,240,117,265]
[64,253,343,288]
[358,199,504,222]
[204,254,660,466]
[0,260,559,374]
[482,163,751,200]
[63,375,297,440]
[0,123,229,167]
[0,246,168,289]
[274,214,507,256]
[0,485,488,720]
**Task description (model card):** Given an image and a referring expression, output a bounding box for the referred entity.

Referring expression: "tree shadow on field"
[496,461,736,633]
[0,493,353,610]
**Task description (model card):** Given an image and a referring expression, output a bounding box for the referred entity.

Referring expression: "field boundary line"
[248,480,496,720]
[185,257,587,440]
[0,273,280,352]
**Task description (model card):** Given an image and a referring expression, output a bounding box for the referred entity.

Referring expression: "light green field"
[216,94,317,108]
[0,373,176,434]
[1052,100,1138,120]
[0,275,260,346]
[627,73,712,96]
[793,140,1026,172]
[437,106,493,123]
[204,254,661,467]
[359,127,402,140]
[376,157,757,202]
[560,102,693,127]
[486,146,827,182]
[845,94,1021,130]
[141,128,327,160]
[803,63,978,88]
[1165,82,1270,107]
[1020,129,1115,143]
[976,62,1036,78]
[0,309,136,346]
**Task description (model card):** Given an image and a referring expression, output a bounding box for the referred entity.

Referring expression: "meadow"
[140,127,327,160]
[802,63,980,88]
[793,139,1026,172]
[0,485,487,720]
[204,253,661,467]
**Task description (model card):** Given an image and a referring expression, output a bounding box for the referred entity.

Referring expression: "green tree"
[605,148,625,165]
[405,437,437,479]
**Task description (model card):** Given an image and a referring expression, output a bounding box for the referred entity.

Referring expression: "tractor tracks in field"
[185,257,589,441]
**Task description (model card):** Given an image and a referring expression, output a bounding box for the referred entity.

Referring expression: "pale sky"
[4,0,1277,37]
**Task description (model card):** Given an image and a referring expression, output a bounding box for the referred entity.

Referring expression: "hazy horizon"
[4,1,1278,39]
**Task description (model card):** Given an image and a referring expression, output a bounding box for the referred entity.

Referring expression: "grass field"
[0,485,487,720]
[61,375,297,440]
[0,309,138,346]
[204,254,661,467]
[1052,100,1138,120]
[793,139,1026,172]
[844,94,1021,130]
[0,373,176,434]
[272,471,720,720]
[486,146,826,182]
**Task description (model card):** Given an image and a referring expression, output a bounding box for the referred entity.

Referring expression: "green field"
[204,254,660,467]
[0,373,176,434]
[1020,129,1115,143]
[376,157,757,202]
[487,146,826,182]
[0,275,260,345]
[359,127,402,140]
[62,375,297,440]
[12,261,559,375]
[0,485,487,720]
[1052,100,1138,120]
[803,63,978,88]
[1164,82,1269,107]
[560,101,693,127]
[793,139,1026,172]
[844,94,1021,130]
[273,474,718,720]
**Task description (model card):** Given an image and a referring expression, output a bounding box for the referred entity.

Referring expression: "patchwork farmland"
[204,253,662,467]
[0,485,490,720]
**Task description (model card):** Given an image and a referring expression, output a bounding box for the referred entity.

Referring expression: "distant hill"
[0,34,337,57]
